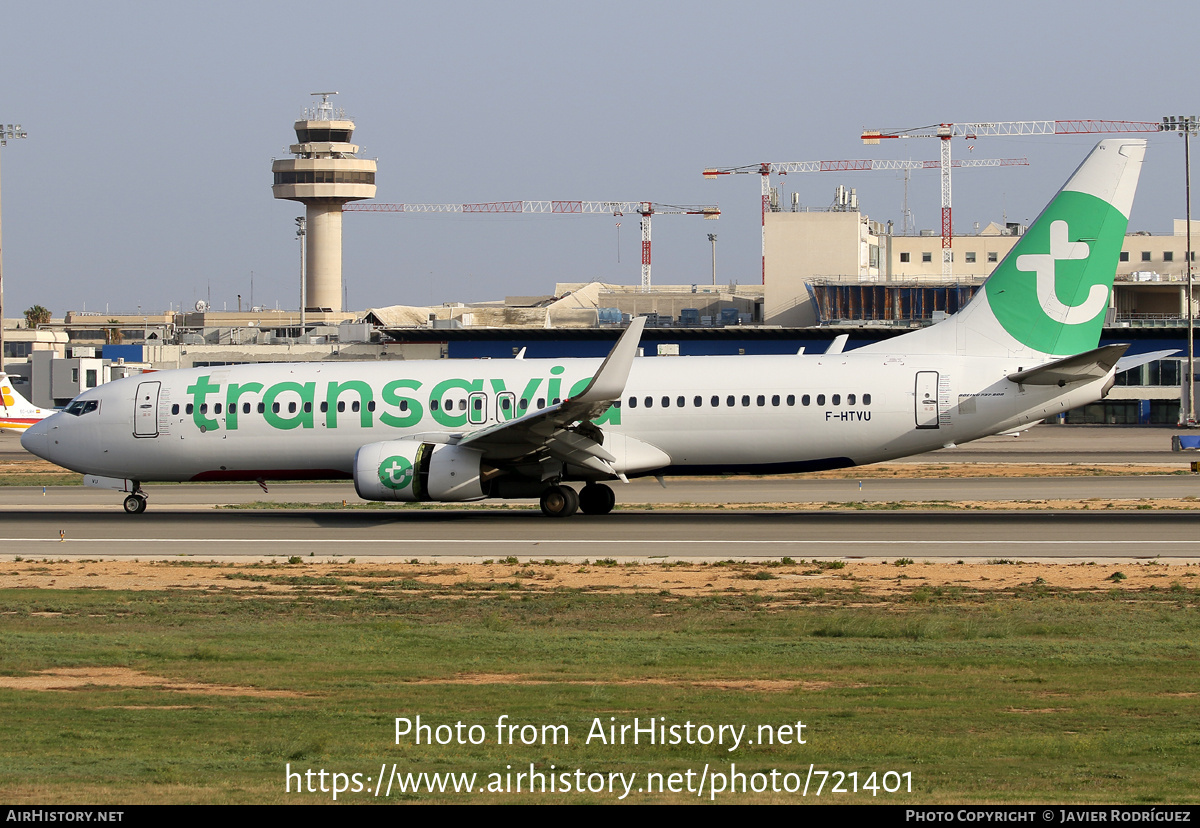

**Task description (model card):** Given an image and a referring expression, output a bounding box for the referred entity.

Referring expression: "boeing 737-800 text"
[22,140,1163,516]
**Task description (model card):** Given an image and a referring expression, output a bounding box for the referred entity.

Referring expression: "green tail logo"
[984,189,1128,355]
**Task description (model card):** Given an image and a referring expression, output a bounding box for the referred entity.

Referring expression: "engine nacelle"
[354,440,486,502]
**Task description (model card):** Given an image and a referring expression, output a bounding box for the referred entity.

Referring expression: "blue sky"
[0,0,1191,316]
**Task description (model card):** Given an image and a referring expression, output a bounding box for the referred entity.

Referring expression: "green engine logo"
[379,455,415,490]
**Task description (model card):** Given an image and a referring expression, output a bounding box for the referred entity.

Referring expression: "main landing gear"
[538,483,615,517]
[123,492,148,514]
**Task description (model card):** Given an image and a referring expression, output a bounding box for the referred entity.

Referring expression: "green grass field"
[1,564,1198,804]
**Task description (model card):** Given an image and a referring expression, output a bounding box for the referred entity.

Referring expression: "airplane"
[0,373,55,434]
[22,138,1168,517]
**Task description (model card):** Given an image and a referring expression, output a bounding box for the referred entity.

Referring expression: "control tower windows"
[295,128,353,143]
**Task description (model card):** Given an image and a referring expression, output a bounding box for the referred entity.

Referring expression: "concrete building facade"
[765,209,1200,327]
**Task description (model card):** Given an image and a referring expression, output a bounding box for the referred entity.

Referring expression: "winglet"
[571,316,647,404]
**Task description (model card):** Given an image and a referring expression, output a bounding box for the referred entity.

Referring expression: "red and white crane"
[344,200,719,292]
[704,157,1029,283]
[861,120,1163,276]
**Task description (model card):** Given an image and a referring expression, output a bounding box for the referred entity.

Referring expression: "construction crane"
[703,157,1029,283]
[861,120,1163,276]
[344,200,719,292]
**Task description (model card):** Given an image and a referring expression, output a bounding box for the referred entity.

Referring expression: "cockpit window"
[65,400,99,416]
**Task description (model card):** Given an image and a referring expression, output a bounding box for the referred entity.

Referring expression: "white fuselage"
[22,351,1109,486]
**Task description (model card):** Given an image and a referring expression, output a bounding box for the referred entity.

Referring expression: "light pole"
[295,216,306,338]
[0,122,28,372]
[708,233,717,286]
[1163,116,1198,425]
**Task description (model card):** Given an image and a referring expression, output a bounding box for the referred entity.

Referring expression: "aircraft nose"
[20,417,51,460]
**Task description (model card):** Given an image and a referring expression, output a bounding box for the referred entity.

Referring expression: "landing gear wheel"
[540,485,579,518]
[123,494,147,514]
[579,483,616,515]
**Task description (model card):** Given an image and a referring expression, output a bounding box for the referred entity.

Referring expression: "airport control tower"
[271,93,376,313]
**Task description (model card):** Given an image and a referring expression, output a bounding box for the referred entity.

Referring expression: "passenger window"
[352,401,360,412]
[741,395,750,406]
[200,403,208,414]
[677,396,685,407]
[519,399,528,410]
[304,402,312,413]
[816,394,825,406]
[628,397,637,408]
[772,395,780,406]
[272,403,280,413]
[214,403,222,414]
[258,402,265,414]
[243,403,251,414]
[644,397,653,408]
[863,394,872,405]
[288,402,297,414]
[832,395,840,406]
[662,396,670,408]
[552,398,560,405]
[501,398,510,410]
[711,396,719,407]
[538,398,545,409]
[473,398,482,410]
[801,395,810,406]
[694,396,702,407]
[171,404,179,415]
[400,400,409,411]
[459,399,466,411]
[787,395,795,406]
[848,394,856,405]
[320,402,328,413]
[756,395,765,406]
[431,400,440,411]
[726,395,735,407]
[337,401,346,413]
[368,401,376,412]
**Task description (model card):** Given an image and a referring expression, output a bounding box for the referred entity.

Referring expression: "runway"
[3,506,1198,559]
[2,426,1199,560]
[3,474,1200,509]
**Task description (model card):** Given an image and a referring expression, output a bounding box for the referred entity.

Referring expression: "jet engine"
[354,440,486,502]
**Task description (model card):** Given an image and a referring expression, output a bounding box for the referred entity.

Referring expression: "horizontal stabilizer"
[1115,348,1180,375]
[1006,343,1128,386]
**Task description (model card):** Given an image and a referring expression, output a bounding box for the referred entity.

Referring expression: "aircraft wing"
[454,317,647,476]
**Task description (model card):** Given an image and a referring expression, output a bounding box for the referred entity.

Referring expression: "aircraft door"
[133,381,161,438]
[915,371,939,429]
[467,392,488,425]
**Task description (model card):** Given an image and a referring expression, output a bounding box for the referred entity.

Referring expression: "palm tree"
[105,320,124,345]
[23,305,51,328]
